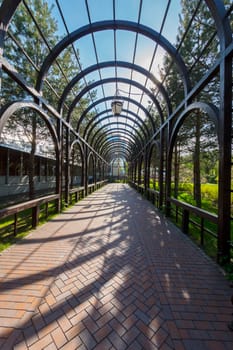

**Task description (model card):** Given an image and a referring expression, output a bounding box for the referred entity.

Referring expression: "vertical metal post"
[32,205,40,228]
[182,209,189,234]
[217,54,232,262]
[13,213,17,236]
[84,145,88,196]
[56,118,62,212]
[64,126,70,205]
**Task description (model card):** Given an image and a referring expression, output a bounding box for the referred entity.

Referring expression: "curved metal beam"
[96,133,135,152]
[68,77,163,128]
[94,128,141,151]
[106,151,130,162]
[97,140,132,158]
[168,102,219,159]
[89,122,144,148]
[58,60,172,115]
[36,20,191,95]
[104,142,131,156]
[205,0,232,49]
[84,109,149,140]
[0,0,21,58]
[107,148,130,159]
[105,143,132,156]
[77,95,155,134]
[70,138,84,158]
[0,101,60,153]
[101,142,132,160]
[0,0,21,28]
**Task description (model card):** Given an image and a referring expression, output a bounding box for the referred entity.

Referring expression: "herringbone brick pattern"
[0,184,232,349]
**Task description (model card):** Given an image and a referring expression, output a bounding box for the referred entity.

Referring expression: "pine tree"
[160,0,230,208]
[0,0,92,198]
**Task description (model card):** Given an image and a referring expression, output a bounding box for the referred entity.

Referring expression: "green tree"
[1,0,93,199]
[160,0,230,208]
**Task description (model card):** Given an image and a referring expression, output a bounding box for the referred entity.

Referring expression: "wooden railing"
[128,181,231,260]
[147,188,161,208]
[167,196,218,246]
[0,194,60,236]
[87,180,108,195]
[0,180,108,238]
[69,186,85,203]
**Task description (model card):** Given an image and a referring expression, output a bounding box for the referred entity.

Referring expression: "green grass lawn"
[0,202,58,252]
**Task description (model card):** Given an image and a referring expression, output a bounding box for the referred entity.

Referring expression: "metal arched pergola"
[0,0,232,262]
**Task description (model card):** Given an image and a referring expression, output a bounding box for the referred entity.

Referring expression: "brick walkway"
[0,183,232,349]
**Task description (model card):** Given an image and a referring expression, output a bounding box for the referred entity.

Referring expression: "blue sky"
[45,0,182,126]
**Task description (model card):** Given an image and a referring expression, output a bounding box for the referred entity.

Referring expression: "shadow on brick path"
[0,184,232,349]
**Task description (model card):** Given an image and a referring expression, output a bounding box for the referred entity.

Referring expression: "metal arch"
[101,142,132,160]
[88,122,145,148]
[58,60,172,115]
[168,102,219,162]
[87,150,95,164]
[97,140,138,162]
[77,95,155,134]
[84,110,149,140]
[96,134,137,155]
[148,140,161,160]
[103,140,132,154]
[0,0,22,77]
[104,144,131,157]
[106,152,129,163]
[93,128,142,153]
[1,2,230,86]
[68,77,164,127]
[205,0,232,49]
[0,100,60,153]
[36,20,191,95]
[104,142,131,156]
[70,138,84,159]
[105,143,130,158]
[0,0,21,31]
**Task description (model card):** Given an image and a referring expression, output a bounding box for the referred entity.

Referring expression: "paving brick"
[58,315,73,332]
[28,334,53,350]
[65,323,85,341]
[60,335,82,350]
[24,325,39,347]
[151,327,169,347]
[51,326,68,347]
[43,343,58,350]
[109,330,127,350]
[0,184,232,349]
[79,328,97,349]
[94,323,112,342]
[122,325,140,345]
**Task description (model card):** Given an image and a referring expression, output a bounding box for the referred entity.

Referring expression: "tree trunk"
[174,142,180,198]
[29,114,36,199]
[193,115,201,207]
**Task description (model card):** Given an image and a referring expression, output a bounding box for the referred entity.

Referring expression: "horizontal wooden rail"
[0,180,108,238]
[87,180,108,194]
[0,194,60,220]
[0,194,60,236]
[168,196,218,241]
[168,197,218,224]
[129,181,227,260]
[69,186,85,203]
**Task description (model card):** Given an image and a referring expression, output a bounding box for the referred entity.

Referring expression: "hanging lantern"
[111,89,123,115]
[111,100,123,115]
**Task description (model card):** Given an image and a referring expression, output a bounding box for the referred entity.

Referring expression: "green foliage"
[172,181,218,213]
[3,0,59,99]
[178,192,195,205]
[176,182,193,193]
[201,183,218,202]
